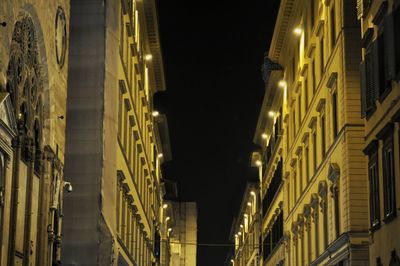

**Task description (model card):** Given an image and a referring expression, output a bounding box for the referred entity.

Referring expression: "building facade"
[166,201,197,266]
[358,0,400,264]
[0,1,70,265]
[62,0,170,265]
[249,0,371,265]
[230,182,260,266]
[252,55,286,266]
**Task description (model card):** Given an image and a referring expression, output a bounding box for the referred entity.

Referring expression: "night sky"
[156,1,280,265]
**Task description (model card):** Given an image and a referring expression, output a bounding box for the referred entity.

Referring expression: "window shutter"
[357,0,363,19]
[372,41,380,100]
[360,61,367,118]
[384,13,396,81]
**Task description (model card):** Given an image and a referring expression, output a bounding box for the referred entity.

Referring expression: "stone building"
[0,1,70,265]
[230,182,260,266]
[358,0,400,264]
[250,0,370,265]
[251,55,286,266]
[61,0,170,265]
[166,201,197,266]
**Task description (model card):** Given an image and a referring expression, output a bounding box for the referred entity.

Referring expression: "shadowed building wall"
[62,0,170,265]
[358,0,400,264]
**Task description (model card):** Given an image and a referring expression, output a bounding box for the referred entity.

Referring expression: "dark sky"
[156,1,280,265]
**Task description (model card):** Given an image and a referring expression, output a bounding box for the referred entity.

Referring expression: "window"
[312,130,317,173]
[377,32,386,97]
[311,0,316,29]
[368,150,380,229]
[307,219,312,263]
[394,6,400,74]
[320,37,325,75]
[305,145,310,182]
[382,131,396,220]
[299,92,303,123]
[323,199,329,248]
[292,107,296,139]
[293,171,297,202]
[313,206,320,257]
[332,90,338,138]
[118,88,123,140]
[299,155,303,193]
[312,59,317,94]
[333,185,340,237]
[361,43,377,117]
[321,114,326,158]
[330,4,337,49]
[120,10,124,56]
[304,78,309,108]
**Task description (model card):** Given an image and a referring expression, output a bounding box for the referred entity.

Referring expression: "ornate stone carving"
[6,15,44,169]
[55,7,67,68]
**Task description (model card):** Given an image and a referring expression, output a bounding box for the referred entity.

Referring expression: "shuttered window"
[360,42,378,118]
[332,90,338,138]
[368,151,380,229]
[382,131,396,220]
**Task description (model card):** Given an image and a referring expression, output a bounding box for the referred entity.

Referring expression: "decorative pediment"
[328,163,340,184]
[0,93,17,137]
[303,204,312,218]
[310,193,319,209]
[318,181,328,198]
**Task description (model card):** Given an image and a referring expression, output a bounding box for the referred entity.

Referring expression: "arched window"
[6,15,44,169]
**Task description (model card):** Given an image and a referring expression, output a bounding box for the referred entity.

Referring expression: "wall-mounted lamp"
[278,80,287,89]
[255,160,262,167]
[63,181,73,193]
[145,54,153,61]
[268,111,276,118]
[165,216,170,222]
[261,133,268,140]
[152,111,160,117]
[250,191,256,197]
[293,27,302,36]
[163,203,168,209]
[158,153,164,159]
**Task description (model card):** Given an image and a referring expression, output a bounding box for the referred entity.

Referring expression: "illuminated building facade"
[0,1,69,265]
[167,201,197,266]
[252,0,370,265]
[62,0,170,265]
[358,0,400,264]
[252,55,286,266]
[230,182,260,266]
